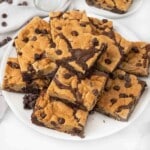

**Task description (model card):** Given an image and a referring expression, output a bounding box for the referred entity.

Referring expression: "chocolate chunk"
[92,38,99,47]
[34,53,42,61]
[50,42,56,48]
[35,28,41,34]
[7,61,20,69]
[71,31,79,36]
[2,13,7,18]
[1,21,7,27]
[40,112,46,118]
[23,37,29,43]
[50,121,57,126]
[56,26,62,30]
[58,117,65,124]
[102,19,108,23]
[119,93,128,98]
[118,74,124,80]
[55,49,62,55]
[132,47,139,53]
[23,94,39,109]
[92,89,99,96]
[105,58,112,64]
[64,73,72,79]
[125,82,132,88]
[113,85,120,91]
[110,98,117,105]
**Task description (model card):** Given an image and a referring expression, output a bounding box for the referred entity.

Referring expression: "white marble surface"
[0,0,150,150]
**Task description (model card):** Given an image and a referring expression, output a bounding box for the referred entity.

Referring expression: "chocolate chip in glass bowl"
[1,13,8,18]
[1,21,7,27]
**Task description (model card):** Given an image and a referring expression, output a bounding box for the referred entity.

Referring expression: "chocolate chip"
[7,0,13,4]
[23,94,39,109]
[58,117,65,124]
[142,54,148,59]
[1,21,7,27]
[50,42,56,48]
[136,63,142,67]
[31,36,37,41]
[71,31,79,36]
[110,98,117,105]
[55,49,62,55]
[109,73,116,80]
[113,85,120,91]
[18,52,22,56]
[2,13,7,18]
[35,28,41,34]
[22,37,29,43]
[125,82,132,88]
[40,112,46,118]
[56,26,62,30]
[41,29,48,34]
[22,1,28,6]
[104,86,110,92]
[145,44,150,51]
[7,61,20,69]
[50,121,57,126]
[102,19,108,23]
[119,93,128,98]
[64,73,72,79]
[118,74,124,80]
[92,89,99,96]
[105,58,112,64]
[92,38,99,47]
[80,22,87,27]
[124,74,131,82]
[12,41,15,47]
[34,53,42,61]
[132,47,139,53]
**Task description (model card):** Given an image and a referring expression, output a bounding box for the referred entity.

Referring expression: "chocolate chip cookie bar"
[47,66,108,111]
[86,0,133,14]
[32,92,88,137]
[15,17,58,81]
[48,11,107,77]
[95,69,146,121]
[119,42,150,77]
[2,58,50,93]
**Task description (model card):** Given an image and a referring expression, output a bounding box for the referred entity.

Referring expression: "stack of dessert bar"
[2,10,149,137]
[86,0,133,14]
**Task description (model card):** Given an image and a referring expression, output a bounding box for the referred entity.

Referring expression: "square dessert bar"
[32,92,88,137]
[15,17,58,81]
[86,0,133,14]
[119,42,150,77]
[95,69,146,121]
[48,11,107,77]
[47,66,108,111]
[2,58,50,93]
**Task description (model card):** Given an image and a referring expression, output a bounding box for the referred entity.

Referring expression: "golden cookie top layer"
[47,66,108,111]
[32,92,88,136]
[96,69,146,121]
[120,42,150,76]
[2,58,50,93]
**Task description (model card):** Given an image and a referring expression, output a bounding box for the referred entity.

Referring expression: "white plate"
[84,0,144,19]
[0,14,149,141]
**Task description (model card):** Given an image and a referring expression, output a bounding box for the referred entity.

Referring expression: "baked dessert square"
[15,17,58,81]
[2,58,50,93]
[47,66,108,111]
[95,69,146,121]
[32,91,88,137]
[86,0,133,14]
[47,11,107,77]
[119,42,150,77]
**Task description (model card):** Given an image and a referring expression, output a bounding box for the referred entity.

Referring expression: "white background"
[0,0,150,150]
